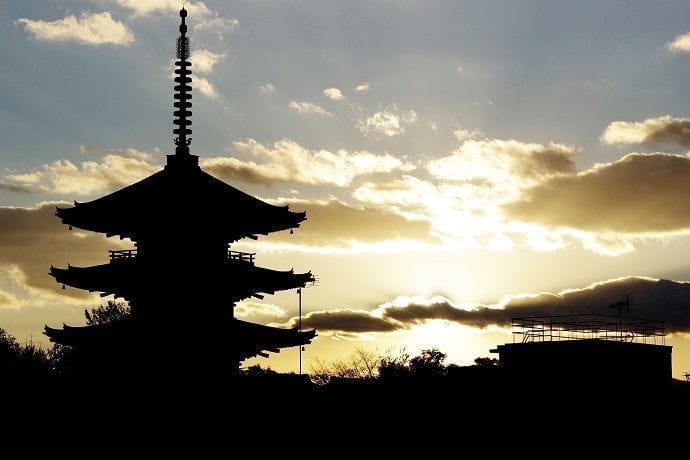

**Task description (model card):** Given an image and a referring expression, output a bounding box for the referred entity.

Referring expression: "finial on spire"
[173,7,192,156]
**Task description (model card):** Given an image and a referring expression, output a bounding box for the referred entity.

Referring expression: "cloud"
[79,144,156,161]
[193,16,239,32]
[2,154,158,196]
[353,140,578,251]
[358,109,417,137]
[202,138,413,187]
[0,288,24,310]
[666,31,690,53]
[506,152,690,234]
[194,75,218,98]
[277,276,690,334]
[115,0,211,17]
[176,49,224,98]
[354,83,370,93]
[280,308,399,333]
[190,49,225,74]
[0,202,117,302]
[453,128,484,142]
[266,198,435,246]
[0,181,35,194]
[428,139,575,198]
[16,12,134,46]
[600,115,690,148]
[260,83,275,94]
[234,300,286,319]
[289,101,334,117]
[323,87,344,101]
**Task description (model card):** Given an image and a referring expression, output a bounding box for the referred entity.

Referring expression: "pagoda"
[45,8,316,375]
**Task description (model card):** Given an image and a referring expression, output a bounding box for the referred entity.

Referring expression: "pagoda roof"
[44,318,316,361]
[56,158,306,241]
[50,261,314,302]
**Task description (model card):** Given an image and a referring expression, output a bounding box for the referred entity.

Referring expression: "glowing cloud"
[16,12,134,46]
[289,101,334,117]
[323,87,344,101]
[666,31,690,53]
[601,115,690,148]
[115,0,211,17]
[190,49,225,74]
[202,138,414,187]
[354,83,370,93]
[358,109,417,137]
[2,155,158,196]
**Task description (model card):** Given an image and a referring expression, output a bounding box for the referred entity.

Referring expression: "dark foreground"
[3,369,690,438]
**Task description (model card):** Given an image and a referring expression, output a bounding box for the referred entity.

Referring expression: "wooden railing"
[108,247,256,264]
[226,249,255,264]
[109,249,137,262]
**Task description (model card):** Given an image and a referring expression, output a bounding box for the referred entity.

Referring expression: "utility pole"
[298,287,302,375]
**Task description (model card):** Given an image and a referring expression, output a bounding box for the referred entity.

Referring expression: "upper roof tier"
[56,156,306,241]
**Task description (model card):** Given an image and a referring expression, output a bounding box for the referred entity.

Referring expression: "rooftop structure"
[492,313,672,391]
[511,314,666,345]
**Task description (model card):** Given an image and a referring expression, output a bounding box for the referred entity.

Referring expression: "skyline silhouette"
[2,2,690,381]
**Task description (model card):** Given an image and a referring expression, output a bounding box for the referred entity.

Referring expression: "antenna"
[607,294,633,341]
[607,293,633,315]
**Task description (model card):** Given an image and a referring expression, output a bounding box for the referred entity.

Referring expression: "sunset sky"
[3,1,690,377]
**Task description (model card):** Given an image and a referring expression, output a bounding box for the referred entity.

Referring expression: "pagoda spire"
[173,8,192,156]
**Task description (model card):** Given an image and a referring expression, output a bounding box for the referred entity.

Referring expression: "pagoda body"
[45,9,315,375]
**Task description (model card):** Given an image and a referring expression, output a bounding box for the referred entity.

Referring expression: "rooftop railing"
[226,249,255,264]
[109,249,137,263]
[107,247,257,265]
[512,314,666,346]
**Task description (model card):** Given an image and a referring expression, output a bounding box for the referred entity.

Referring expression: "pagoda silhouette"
[44,8,316,376]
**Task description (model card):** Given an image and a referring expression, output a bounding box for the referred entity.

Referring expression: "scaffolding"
[512,314,666,345]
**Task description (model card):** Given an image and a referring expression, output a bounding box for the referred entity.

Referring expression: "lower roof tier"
[50,262,314,303]
[55,161,306,241]
[44,318,316,362]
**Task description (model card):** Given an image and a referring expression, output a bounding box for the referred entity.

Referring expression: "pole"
[298,287,302,375]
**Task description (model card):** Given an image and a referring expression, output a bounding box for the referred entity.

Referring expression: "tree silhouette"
[410,348,447,377]
[84,300,131,325]
[49,301,132,376]
[309,347,383,384]
[0,327,51,384]
[473,357,499,368]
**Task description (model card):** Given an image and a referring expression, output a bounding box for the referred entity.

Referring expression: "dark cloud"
[280,308,399,333]
[277,277,690,334]
[0,202,116,299]
[270,199,436,245]
[202,158,283,187]
[506,153,690,233]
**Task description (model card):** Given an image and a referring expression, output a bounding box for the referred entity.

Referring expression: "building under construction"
[491,314,672,391]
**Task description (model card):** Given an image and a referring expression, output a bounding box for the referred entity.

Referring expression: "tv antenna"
[607,294,633,341]
[607,293,633,315]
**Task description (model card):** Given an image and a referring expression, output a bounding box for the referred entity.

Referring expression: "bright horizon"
[2,1,690,377]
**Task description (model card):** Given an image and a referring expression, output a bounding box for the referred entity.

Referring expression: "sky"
[2,0,690,377]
